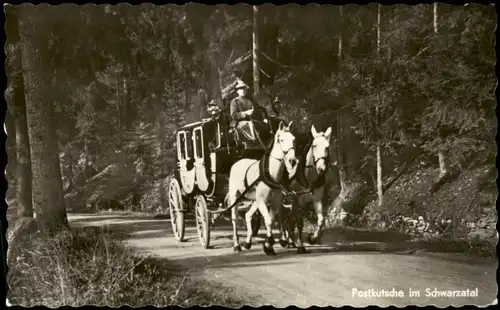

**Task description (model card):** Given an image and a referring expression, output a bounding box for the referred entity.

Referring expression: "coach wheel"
[195,195,211,249]
[167,176,185,242]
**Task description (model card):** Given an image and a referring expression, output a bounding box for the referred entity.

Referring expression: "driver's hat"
[235,80,249,90]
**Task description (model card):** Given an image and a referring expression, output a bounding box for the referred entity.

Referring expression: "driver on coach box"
[230,80,269,143]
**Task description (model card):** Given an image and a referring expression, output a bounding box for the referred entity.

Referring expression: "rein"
[249,115,274,153]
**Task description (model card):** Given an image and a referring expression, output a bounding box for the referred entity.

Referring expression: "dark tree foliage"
[5,4,495,214]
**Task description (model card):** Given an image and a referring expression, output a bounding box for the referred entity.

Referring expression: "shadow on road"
[69,215,153,223]
[69,213,497,269]
[172,246,386,269]
[67,213,498,309]
[320,227,412,243]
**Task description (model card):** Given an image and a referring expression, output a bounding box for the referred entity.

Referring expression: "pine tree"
[19,4,68,233]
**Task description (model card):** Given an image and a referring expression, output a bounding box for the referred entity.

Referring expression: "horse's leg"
[257,196,275,256]
[286,202,297,248]
[243,201,259,250]
[278,206,289,248]
[232,204,242,252]
[295,201,307,254]
[308,187,325,245]
[267,202,279,254]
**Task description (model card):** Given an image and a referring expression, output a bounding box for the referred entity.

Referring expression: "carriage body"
[174,117,231,201]
[167,111,273,248]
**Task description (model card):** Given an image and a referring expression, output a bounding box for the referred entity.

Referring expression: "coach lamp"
[207,100,221,119]
[271,96,281,116]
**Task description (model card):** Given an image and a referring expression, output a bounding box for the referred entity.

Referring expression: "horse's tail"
[227,180,237,210]
[227,161,244,208]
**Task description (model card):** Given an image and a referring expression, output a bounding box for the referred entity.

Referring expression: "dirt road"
[68,213,497,307]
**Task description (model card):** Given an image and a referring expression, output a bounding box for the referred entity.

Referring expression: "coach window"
[193,128,204,159]
[177,131,187,160]
[186,131,193,160]
[215,123,221,148]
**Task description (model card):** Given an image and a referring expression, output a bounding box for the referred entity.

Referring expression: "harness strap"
[221,127,294,213]
[259,153,284,190]
[243,162,254,189]
[238,176,261,203]
[222,153,287,214]
[211,175,262,214]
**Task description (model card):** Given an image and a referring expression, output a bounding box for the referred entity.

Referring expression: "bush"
[7,227,244,307]
[344,165,498,258]
[139,178,166,214]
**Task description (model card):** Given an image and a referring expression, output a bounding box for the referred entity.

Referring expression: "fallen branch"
[260,68,271,78]
[88,164,119,183]
[227,50,251,68]
[170,269,192,302]
[108,253,152,294]
[382,162,410,193]
[225,48,235,67]
[405,46,430,64]
[261,51,291,69]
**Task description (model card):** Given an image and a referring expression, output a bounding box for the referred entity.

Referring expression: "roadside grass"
[7,226,246,307]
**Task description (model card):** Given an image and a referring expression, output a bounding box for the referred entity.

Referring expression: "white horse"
[278,124,332,254]
[228,121,298,256]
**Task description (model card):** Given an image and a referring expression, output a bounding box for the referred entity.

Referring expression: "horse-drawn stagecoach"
[166,91,333,255]
[165,98,285,249]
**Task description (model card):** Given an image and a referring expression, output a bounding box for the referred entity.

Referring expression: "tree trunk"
[330,8,350,224]
[268,8,279,86]
[115,68,122,130]
[82,137,91,179]
[336,114,349,196]
[336,6,346,196]
[253,5,260,97]
[5,46,17,179]
[5,101,17,186]
[20,5,68,233]
[337,6,343,61]
[275,9,280,66]
[217,67,224,108]
[5,5,38,273]
[65,147,74,191]
[66,112,75,192]
[376,114,383,207]
[185,4,214,103]
[433,3,449,179]
[433,2,438,34]
[327,11,369,225]
[330,116,368,222]
[6,5,33,219]
[376,4,384,207]
[157,113,167,213]
[438,150,448,177]
[209,56,222,106]
[14,55,33,218]
[57,87,74,194]
[123,75,132,128]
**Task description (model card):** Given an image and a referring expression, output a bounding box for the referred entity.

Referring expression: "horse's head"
[274,121,298,176]
[310,125,332,174]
